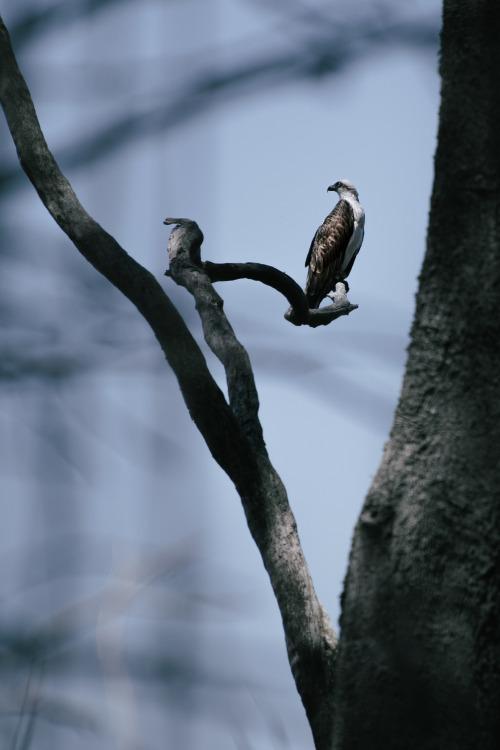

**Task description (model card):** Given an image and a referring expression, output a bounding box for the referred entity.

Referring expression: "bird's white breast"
[341,198,365,272]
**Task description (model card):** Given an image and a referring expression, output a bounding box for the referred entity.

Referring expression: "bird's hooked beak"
[327,184,337,193]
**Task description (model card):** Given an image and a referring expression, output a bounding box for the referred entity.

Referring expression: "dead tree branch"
[204,260,358,325]
[164,218,266,453]
[292,285,359,328]
[203,259,310,324]
[164,218,338,749]
[0,16,337,749]
[164,227,358,327]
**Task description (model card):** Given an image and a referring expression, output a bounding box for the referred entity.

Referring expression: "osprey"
[304,179,365,308]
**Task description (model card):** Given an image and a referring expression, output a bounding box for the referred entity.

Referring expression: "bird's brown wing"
[304,200,354,308]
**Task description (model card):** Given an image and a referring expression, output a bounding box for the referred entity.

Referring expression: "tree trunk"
[333,2,500,747]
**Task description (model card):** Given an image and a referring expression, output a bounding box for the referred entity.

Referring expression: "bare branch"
[286,284,359,327]
[164,219,338,750]
[203,259,310,324]
[164,227,357,328]
[0,14,246,481]
[1,16,338,748]
[165,218,266,453]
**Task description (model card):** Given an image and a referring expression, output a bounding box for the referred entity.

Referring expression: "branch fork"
[163,217,339,749]
[163,217,358,328]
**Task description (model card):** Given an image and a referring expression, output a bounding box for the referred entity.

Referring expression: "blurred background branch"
[1,0,438,192]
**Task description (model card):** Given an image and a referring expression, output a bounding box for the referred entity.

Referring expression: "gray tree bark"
[332,2,500,747]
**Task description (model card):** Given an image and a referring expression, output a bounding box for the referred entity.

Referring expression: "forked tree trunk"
[333,2,500,747]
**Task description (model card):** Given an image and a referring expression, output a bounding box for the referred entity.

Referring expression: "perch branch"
[288,285,359,328]
[204,260,310,324]
[204,261,358,327]
[0,17,338,748]
[161,222,356,329]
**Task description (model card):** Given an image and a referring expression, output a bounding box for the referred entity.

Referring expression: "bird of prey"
[304,179,365,309]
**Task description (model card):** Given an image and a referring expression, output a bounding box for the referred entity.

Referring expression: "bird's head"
[327,179,359,200]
